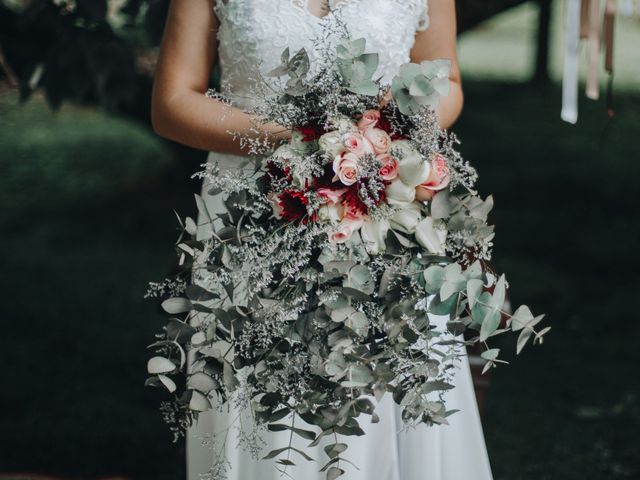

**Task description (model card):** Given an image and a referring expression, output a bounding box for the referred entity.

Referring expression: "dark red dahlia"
[378,108,406,140]
[261,160,288,190]
[343,179,388,215]
[297,123,325,142]
[313,162,339,189]
[343,183,369,215]
[279,190,309,223]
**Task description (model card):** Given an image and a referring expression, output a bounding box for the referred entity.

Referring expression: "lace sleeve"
[416,0,430,31]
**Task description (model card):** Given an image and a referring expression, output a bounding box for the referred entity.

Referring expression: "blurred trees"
[0,0,549,125]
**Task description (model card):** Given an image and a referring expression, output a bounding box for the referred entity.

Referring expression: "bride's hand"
[379,87,393,109]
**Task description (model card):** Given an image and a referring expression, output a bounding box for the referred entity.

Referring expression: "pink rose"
[317,187,347,204]
[415,154,451,201]
[332,152,360,186]
[343,132,375,158]
[364,128,391,155]
[357,110,381,131]
[377,153,398,181]
[329,215,365,244]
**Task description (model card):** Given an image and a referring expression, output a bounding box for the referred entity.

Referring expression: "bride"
[151,1,492,479]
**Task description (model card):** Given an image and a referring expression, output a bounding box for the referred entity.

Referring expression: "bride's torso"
[209,0,429,168]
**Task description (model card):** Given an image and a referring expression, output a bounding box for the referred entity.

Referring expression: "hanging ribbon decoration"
[561,0,635,123]
[603,0,618,117]
[585,0,601,100]
[561,0,582,123]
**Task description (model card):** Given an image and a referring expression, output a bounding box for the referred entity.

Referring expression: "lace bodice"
[214,0,429,108]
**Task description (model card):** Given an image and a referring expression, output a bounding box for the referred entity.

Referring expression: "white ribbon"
[562,0,582,124]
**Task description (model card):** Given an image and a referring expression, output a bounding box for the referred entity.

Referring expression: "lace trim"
[217,0,429,31]
[416,0,430,31]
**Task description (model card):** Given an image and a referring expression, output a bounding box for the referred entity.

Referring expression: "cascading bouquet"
[145,35,549,478]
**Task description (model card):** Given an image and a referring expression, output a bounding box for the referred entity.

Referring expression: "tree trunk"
[533,0,553,85]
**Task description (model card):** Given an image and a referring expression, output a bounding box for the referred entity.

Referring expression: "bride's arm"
[151,0,288,155]
[410,0,464,129]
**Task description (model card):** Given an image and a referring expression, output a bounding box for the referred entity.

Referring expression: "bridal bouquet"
[146,35,548,478]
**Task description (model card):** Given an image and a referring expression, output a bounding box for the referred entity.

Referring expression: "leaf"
[324,443,348,459]
[431,190,451,219]
[429,292,458,316]
[510,305,534,331]
[161,297,191,314]
[341,364,374,388]
[439,281,457,302]
[327,467,345,480]
[409,74,436,97]
[490,275,507,309]
[479,309,501,342]
[422,381,454,394]
[423,266,445,294]
[464,260,483,281]
[481,348,500,361]
[466,279,484,309]
[147,356,176,374]
[263,447,290,460]
[186,285,217,302]
[157,374,177,393]
[187,372,217,393]
[517,328,533,354]
[189,390,212,412]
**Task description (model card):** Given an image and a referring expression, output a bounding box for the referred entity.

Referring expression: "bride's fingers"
[379,88,393,108]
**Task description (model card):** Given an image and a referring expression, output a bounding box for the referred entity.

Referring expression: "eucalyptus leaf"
[147,356,176,375]
[189,390,212,412]
[161,297,191,315]
[480,309,501,342]
[158,374,177,393]
[466,279,484,310]
[327,467,345,480]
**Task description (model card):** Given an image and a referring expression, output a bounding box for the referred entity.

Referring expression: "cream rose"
[389,201,423,234]
[415,217,448,255]
[332,152,360,186]
[385,178,416,205]
[360,218,390,255]
[318,131,346,158]
[364,128,391,155]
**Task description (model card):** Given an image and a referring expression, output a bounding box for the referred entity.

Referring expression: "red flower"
[297,123,325,142]
[343,180,388,215]
[378,109,405,140]
[261,160,289,191]
[343,183,368,215]
[279,190,309,223]
[313,162,339,189]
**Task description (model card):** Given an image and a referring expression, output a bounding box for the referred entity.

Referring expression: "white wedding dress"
[187,1,494,479]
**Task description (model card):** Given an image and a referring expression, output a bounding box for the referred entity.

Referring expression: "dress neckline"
[297,0,357,21]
